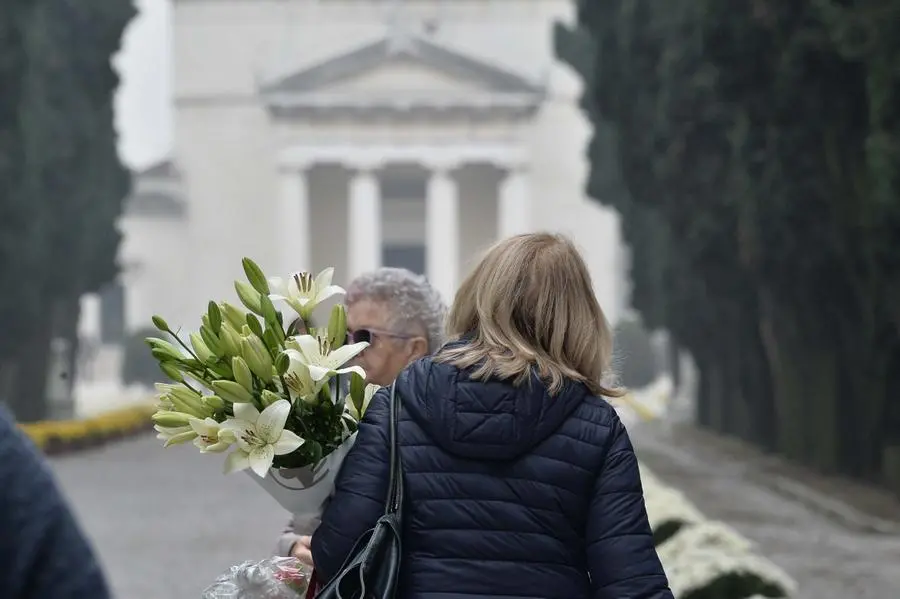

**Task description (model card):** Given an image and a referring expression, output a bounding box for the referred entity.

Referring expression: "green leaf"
[306,441,323,464]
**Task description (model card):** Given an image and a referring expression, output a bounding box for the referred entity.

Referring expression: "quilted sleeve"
[0,407,110,599]
[586,414,674,599]
[311,387,391,581]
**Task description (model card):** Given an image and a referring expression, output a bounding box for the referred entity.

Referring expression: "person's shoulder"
[396,355,451,397]
[575,393,622,429]
[0,407,44,479]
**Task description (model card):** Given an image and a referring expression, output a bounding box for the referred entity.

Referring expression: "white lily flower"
[221,400,305,477]
[346,383,379,421]
[283,334,368,384]
[282,359,324,403]
[189,417,234,453]
[154,424,197,447]
[268,268,345,318]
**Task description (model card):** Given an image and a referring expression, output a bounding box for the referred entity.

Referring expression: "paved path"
[50,423,900,599]
[51,435,289,599]
[630,422,900,599]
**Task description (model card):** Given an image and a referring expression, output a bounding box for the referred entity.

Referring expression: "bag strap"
[383,382,403,515]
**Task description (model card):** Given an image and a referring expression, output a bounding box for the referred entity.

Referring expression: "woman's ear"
[407,337,429,362]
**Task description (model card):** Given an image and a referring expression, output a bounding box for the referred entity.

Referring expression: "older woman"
[311,234,673,599]
[276,267,446,560]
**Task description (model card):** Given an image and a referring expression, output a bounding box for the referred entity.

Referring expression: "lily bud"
[211,380,255,404]
[274,352,290,376]
[232,356,254,392]
[152,410,194,427]
[242,257,270,294]
[159,362,184,382]
[241,336,273,382]
[202,395,226,411]
[151,315,170,332]
[166,392,207,419]
[207,301,223,334]
[245,314,264,339]
[221,302,247,331]
[263,328,281,353]
[199,326,225,358]
[164,430,198,447]
[218,324,242,356]
[171,385,206,407]
[260,389,282,408]
[327,305,347,349]
[235,281,263,315]
[190,332,215,363]
[146,338,183,360]
[260,292,279,325]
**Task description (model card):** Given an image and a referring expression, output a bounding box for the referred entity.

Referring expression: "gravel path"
[50,435,289,599]
[49,423,900,598]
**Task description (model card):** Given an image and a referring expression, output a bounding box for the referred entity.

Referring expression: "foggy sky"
[114,0,171,170]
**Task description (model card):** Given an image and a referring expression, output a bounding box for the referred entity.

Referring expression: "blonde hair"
[435,233,623,397]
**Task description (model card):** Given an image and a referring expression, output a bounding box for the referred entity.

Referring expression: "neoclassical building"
[81,0,627,362]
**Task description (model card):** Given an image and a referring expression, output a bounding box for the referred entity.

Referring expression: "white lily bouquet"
[147,259,378,533]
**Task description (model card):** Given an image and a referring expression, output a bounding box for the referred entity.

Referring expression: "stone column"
[426,162,460,303]
[497,164,531,238]
[277,166,311,275]
[348,165,382,278]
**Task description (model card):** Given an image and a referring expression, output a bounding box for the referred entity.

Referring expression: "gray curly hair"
[345,267,447,353]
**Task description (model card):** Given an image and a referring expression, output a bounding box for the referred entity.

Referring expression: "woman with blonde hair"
[311,233,673,598]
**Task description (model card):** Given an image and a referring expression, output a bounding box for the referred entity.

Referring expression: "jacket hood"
[395,351,590,461]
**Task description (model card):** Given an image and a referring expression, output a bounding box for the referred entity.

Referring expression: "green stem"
[170,326,202,361]
[181,379,202,395]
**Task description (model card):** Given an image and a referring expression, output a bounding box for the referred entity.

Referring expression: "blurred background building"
[75,0,629,404]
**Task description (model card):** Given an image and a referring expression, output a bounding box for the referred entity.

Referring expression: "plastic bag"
[201,557,312,599]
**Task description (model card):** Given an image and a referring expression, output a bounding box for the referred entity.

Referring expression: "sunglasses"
[347,328,415,345]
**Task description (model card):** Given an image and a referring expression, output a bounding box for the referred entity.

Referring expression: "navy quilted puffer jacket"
[312,355,673,599]
[0,406,110,599]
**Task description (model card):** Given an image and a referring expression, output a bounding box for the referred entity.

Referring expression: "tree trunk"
[0,360,19,410]
[10,303,54,423]
[705,354,727,434]
[883,341,900,490]
[60,292,82,397]
[669,337,681,395]
[837,338,888,479]
[804,345,840,472]
[740,320,777,451]
[696,353,713,428]
[758,292,808,463]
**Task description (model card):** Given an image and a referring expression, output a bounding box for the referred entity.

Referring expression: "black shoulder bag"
[314,382,404,599]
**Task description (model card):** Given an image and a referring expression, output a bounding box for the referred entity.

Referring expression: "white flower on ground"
[282,334,367,384]
[189,417,234,453]
[662,546,797,598]
[657,521,754,565]
[221,400,305,477]
[644,486,704,532]
[268,268,345,318]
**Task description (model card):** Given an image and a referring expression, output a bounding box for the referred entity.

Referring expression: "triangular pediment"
[260,35,543,99]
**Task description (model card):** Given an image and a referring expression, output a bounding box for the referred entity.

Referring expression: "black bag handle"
[383,382,403,515]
